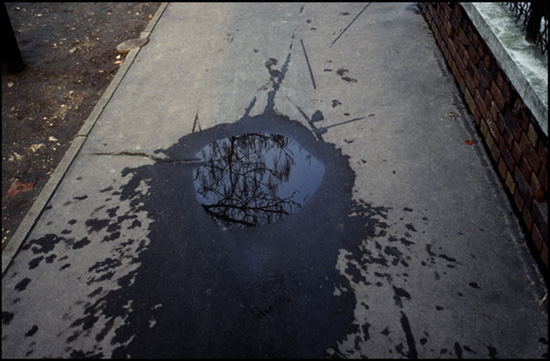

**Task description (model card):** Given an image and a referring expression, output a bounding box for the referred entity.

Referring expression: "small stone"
[29,143,45,152]
[48,136,59,142]
[116,38,148,54]
[7,82,14,88]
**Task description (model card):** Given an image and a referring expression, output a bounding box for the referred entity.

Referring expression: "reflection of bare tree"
[194,133,302,229]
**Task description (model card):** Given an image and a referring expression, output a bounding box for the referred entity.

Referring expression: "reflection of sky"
[194,133,325,212]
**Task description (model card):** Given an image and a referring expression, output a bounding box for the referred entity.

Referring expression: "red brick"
[498,158,508,178]
[538,143,548,168]
[496,71,511,97]
[522,207,533,231]
[465,72,476,94]
[540,242,548,267]
[504,109,524,143]
[530,200,548,240]
[478,62,492,89]
[499,137,516,173]
[458,27,469,45]
[520,133,542,173]
[464,88,476,115]
[474,89,488,118]
[514,167,534,205]
[491,142,501,162]
[489,101,498,124]
[491,82,507,111]
[486,115,498,141]
[480,118,489,138]
[502,123,514,148]
[516,105,531,132]
[513,188,525,212]
[482,53,491,69]
[511,141,523,164]
[519,158,533,184]
[526,123,539,147]
[539,164,548,193]
[467,45,480,67]
[531,172,546,202]
[483,89,493,108]
[505,170,516,195]
[532,224,544,251]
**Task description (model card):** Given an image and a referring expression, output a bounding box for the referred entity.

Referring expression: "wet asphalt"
[1,3,548,358]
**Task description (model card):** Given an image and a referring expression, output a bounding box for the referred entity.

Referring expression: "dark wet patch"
[21,233,65,254]
[24,325,38,337]
[400,311,417,358]
[85,218,110,233]
[106,206,119,217]
[336,68,357,83]
[454,342,463,359]
[435,305,444,311]
[68,219,77,225]
[58,45,459,358]
[487,346,498,359]
[15,277,31,292]
[72,237,91,250]
[101,231,121,243]
[2,311,15,325]
[73,195,88,201]
[468,282,481,289]
[28,256,44,270]
[392,286,411,308]
[70,350,105,358]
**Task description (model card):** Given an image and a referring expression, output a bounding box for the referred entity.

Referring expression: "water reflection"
[193,133,325,229]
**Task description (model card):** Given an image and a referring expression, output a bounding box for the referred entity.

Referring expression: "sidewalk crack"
[90,151,203,164]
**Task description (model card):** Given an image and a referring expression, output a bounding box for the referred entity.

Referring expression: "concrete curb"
[1,3,169,275]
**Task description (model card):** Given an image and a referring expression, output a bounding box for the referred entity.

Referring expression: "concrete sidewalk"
[2,3,547,358]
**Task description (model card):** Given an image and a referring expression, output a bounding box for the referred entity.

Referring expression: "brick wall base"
[419,3,548,275]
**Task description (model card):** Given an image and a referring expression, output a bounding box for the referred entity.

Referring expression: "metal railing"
[503,2,549,55]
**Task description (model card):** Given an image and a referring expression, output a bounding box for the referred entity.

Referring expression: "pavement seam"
[1,3,169,276]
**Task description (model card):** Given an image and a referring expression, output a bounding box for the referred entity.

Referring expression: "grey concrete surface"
[2,3,548,358]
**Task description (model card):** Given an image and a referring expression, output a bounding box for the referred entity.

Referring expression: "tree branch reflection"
[194,133,303,229]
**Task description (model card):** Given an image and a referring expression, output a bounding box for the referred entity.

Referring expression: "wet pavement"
[1,3,548,358]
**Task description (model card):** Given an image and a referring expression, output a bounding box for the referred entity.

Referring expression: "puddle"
[193,133,325,229]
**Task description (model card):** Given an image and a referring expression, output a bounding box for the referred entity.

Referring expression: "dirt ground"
[2,2,161,251]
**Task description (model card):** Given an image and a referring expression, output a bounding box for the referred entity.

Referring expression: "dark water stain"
[468,282,481,289]
[336,68,357,83]
[51,44,457,358]
[24,325,38,337]
[392,285,411,308]
[72,237,91,250]
[2,311,15,325]
[57,48,392,358]
[84,219,110,234]
[400,311,418,358]
[28,256,44,270]
[14,277,31,292]
[487,345,498,359]
[20,233,64,254]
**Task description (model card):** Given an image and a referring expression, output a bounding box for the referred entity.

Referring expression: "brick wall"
[419,3,548,272]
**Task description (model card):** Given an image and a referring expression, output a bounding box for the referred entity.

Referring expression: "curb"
[1,3,169,275]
